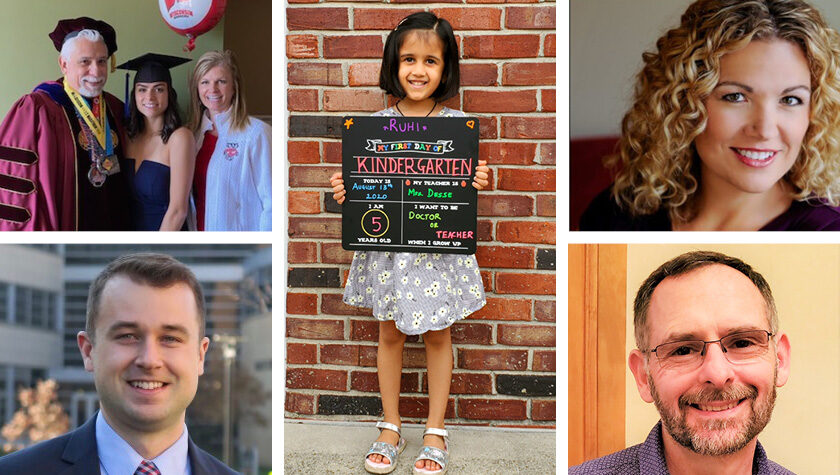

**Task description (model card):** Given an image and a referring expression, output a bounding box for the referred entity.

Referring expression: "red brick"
[450,322,493,344]
[467,0,539,3]
[288,89,319,112]
[459,399,526,420]
[324,35,383,59]
[324,141,342,163]
[321,242,355,264]
[422,372,492,394]
[533,350,555,371]
[287,292,318,315]
[477,220,494,241]
[288,217,342,239]
[532,400,555,421]
[287,318,344,340]
[321,293,372,316]
[461,63,498,86]
[495,273,555,295]
[464,35,540,58]
[289,165,339,187]
[288,141,320,164]
[541,89,555,112]
[497,168,555,191]
[432,8,501,30]
[399,397,456,418]
[285,393,315,414]
[534,299,555,322]
[289,0,318,4]
[469,297,532,321]
[475,245,534,269]
[354,9,423,30]
[349,63,381,86]
[536,195,555,217]
[320,344,362,365]
[288,63,344,86]
[288,191,321,214]
[287,342,317,364]
[501,116,555,139]
[350,319,379,341]
[506,6,556,29]
[286,368,347,390]
[497,221,555,244]
[288,241,317,264]
[480,270,493,292]
[539,142,555,165]
[287,35,319,58]
[464,90,537,113]
[351,371,419,392]
[458,349,527,370]
[324,89,384,112]
[478,116,498,139]
[480,142,536,165]
[502,63,556,86]
[403,346,427,368]
[288,8,349,30]
[477,195,534,217]
[360,345,378,366]
[498,324,554,346]
[544,34,555,57]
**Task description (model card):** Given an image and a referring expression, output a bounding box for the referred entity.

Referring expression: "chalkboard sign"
[341,115,479,254]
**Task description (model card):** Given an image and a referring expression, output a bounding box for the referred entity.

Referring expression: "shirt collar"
[96,411,191,475]
[644,421,774,475]
[200,106,232,136]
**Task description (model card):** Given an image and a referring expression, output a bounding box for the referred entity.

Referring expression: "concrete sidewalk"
[284,420,556,474]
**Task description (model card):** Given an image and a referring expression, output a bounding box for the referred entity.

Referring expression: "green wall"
[0,1,224,115]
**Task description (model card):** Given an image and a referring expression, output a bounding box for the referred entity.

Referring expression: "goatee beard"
[649,375,776,456]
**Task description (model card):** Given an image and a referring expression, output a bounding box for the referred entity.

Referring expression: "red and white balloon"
[158,0,227,52]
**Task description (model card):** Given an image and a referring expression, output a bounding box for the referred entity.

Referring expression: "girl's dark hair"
[126,83,183,144]
[379,12,460,101]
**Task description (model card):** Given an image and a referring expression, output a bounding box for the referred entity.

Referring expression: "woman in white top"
[188,50,271,231]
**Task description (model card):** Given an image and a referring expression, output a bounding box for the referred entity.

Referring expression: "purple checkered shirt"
[569,422,796,474]
[134,460,162,475]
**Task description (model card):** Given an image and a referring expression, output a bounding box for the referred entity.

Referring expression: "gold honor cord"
[63,80,107,149]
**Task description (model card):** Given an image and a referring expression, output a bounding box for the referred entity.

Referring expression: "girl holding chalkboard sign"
[330,12,490,475]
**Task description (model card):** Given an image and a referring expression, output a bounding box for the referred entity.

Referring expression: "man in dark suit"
[0,253,238,474]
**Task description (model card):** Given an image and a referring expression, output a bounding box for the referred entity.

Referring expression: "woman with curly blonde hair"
[581,0,840,230]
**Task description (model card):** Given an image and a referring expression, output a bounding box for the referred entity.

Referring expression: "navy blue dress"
[125,158,184,231]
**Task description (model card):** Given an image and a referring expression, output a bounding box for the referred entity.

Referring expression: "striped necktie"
[134,460,161,475]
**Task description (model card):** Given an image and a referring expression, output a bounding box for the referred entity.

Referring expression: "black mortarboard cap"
[115,53,191,118]
[116,53,191,86]
[49,17,118,56]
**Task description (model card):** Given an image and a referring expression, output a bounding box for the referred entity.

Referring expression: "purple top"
[569,422,794,475]
[580,186,840,231]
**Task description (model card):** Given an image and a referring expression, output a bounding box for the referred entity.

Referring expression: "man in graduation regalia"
[0,17,132,230]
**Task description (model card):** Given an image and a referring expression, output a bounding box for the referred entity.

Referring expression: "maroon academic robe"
[0,79,131,230]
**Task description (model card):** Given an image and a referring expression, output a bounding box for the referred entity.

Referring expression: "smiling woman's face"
[694,39,811,195]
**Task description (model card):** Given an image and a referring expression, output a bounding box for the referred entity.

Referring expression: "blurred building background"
[0,244,271,473]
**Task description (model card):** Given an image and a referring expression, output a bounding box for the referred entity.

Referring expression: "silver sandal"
[413,427,449,474]
[364,421,406,474]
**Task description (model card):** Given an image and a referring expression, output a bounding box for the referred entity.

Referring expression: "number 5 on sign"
[362,209,389,237]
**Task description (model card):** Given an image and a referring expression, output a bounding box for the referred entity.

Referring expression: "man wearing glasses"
[571,251,793,474]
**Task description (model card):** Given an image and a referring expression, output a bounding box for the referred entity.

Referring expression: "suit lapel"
[59,415,101,474]
[188,436,217,475]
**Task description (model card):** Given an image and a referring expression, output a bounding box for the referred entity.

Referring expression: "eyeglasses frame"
[643,329,775,367]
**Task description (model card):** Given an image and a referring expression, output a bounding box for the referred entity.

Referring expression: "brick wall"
[285,1,556,427]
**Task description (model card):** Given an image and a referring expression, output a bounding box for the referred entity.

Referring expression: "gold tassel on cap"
[110,55,116,73]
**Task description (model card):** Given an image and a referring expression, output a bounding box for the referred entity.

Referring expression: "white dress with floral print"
[342,107,487,335]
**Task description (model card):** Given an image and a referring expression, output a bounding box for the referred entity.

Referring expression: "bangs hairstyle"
[633,251,779,352]
[188,50,250,133]
[379,12,460,101]
[609,0,840,223]
[85,253,206,343]
[126,82,183,144]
